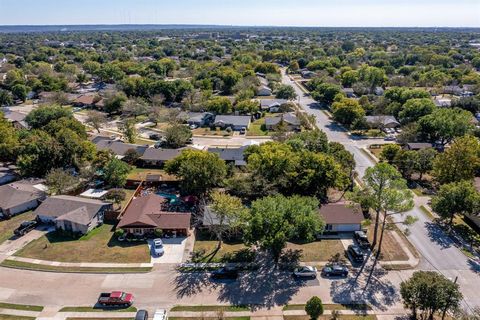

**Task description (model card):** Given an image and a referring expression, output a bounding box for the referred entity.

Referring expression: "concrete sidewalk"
[5,255,153,268]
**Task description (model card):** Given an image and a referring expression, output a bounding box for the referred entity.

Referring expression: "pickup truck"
[98,291,134,307]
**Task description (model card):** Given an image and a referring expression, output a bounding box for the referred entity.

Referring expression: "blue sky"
[0,0,479,27]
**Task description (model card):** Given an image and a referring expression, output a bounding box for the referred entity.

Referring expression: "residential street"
[281,70,480,310]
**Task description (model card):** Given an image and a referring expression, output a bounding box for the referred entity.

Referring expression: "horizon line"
[0,23,479,29]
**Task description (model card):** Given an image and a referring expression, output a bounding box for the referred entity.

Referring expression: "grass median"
[60,306,137,312]
[0,302,43,312]
[1,259,152,274]
[283,303,371,311]
[0,315,36,320]
[171,305,250,312]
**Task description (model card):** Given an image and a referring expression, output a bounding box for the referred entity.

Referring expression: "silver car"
[293,266,317,278]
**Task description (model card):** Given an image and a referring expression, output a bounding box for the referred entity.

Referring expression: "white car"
[293,266,317,279]
[153,309,168,320]
[152,238,165,256]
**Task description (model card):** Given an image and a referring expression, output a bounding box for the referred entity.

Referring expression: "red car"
[98,291,134,307]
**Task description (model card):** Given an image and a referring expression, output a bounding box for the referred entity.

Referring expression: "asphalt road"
[281,70,480,310]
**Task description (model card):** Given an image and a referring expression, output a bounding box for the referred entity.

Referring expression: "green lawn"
[0,302,43,312]
[0,315,36,320]
[247,118,269,136]
[286,240,345,262]
[1,259,152,273]
[60,306,137,312]
[127,167,178,182]
[284,316,376,320]
[283,303,371,311]
[0,211,36,244]
[171,305,250,312]
[14,223,150,263]
[192,240,251,263]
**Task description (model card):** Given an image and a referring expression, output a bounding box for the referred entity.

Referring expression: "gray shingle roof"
[214,115,251,127]
[35,195,110,224]
[94,140,148,157]
[141,148,183,162]
[0,180,46,210]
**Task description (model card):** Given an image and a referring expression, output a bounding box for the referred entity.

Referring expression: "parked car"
[211,266,239,279]
[347,245,365,264]
[321,264,349,277]
[135,310,149,320]
[354,231,370,249]
[97,291,134,307]
[149,133,162,141]
[293,266,317,279]
[240,127,246,135]
[153,309,168,320]
[384,134,395,141]
[152,238,165,256]
[14,220,38,236]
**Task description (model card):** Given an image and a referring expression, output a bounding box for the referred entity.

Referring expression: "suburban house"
[342,88,356,98]
[2,110,29,130]
[184,112,215,127]
[434,97,452,107]
[207,146,247,166]
[404,142,434,151]
[214,115,251,131]
[264,112,301,131]
[259,99,288,113]
[140,148,184,167]
[301,70,317,79]
[72,94,99,107]
[35,195,112,235]
[257,85,273,96]
[0,179,47,218]
[93,137,148,159]
[319,203,363,234]
[364,115,400,129]
[118,194,191,237]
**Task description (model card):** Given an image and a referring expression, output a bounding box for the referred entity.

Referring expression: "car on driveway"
[152,238,165,256]
[354,231,370,249]
[293,266,317,279]
[321,264,349,277]
[347,245,365,264]
[211,266,239,279]
[14,220,38,237]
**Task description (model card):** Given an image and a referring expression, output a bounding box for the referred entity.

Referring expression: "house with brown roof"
[0,179,47,218]
[73,94,100,107]
[319,202,363,234]
[118,194,191,237]
[35,195,112,235]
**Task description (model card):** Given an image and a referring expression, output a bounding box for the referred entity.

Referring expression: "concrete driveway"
[0,226,53,257]
[148,237,187,264]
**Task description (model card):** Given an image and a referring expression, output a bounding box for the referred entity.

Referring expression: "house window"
[325,224,333,231]
[133,228,143,235]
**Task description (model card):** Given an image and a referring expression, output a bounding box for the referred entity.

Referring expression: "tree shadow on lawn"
[329,264,399,312]
[424,221,456,249]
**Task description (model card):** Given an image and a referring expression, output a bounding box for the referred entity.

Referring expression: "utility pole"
[441,276,458,320]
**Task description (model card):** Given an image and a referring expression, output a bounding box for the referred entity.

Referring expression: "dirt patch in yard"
[286,240,345,262]
[14,223,150,263]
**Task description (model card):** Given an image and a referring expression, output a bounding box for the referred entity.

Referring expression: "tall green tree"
[331,98,365,128]
[431,180,480,226]
[25,105,72,129]
[432,135,480,184]
[305,296,324,320]
[348,163,414,256]
[45,168,79,195]
[119,119,137,143]
[418,108,473,147]
[103,158,131,187]
[165,150,227,195]
[244,195,324,261]
[164,124,192,148]
[207,191,246,250]
[400,271,462,320]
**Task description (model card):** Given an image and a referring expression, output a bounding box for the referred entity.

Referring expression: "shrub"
[305,296,324,320]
